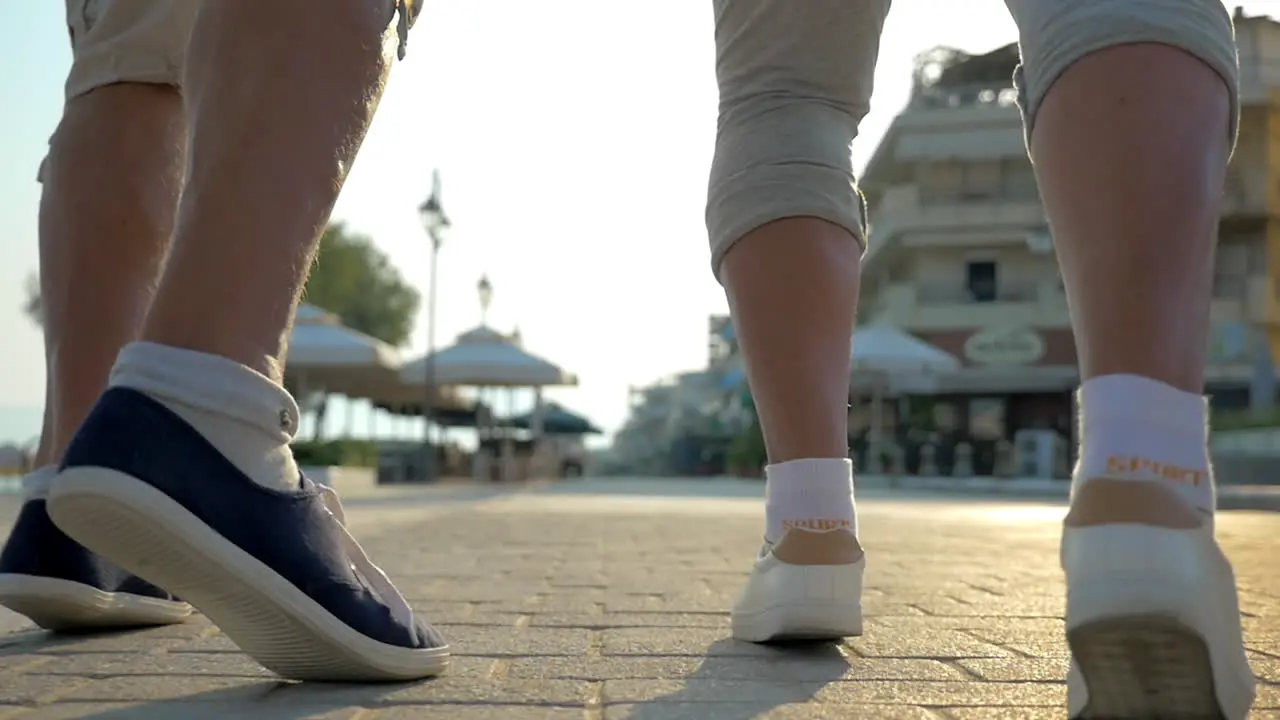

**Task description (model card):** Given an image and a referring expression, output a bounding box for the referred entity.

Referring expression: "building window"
[961,160,1002,200]
[919,161,1006,202]
[1213,241,1249,300]
[969,398,1007,440]
[966,260,998,302]
[1001,158,1039,200]
[918,162,964,201]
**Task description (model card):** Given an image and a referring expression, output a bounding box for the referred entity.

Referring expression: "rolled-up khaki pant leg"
[705,0,892,281]
[61,0,198,102]
[1006,0,1240,149]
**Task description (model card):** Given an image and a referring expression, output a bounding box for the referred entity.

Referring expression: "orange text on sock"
[782,519,852,532]
[1105,455,1207,487]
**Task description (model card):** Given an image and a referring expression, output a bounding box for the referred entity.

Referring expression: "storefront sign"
[963,326,1046,366]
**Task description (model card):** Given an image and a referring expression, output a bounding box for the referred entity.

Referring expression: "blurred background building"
[603,9,1280,482]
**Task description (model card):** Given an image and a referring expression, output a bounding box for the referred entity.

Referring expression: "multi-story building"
[857,9,1280,475]
[606,316,746,475]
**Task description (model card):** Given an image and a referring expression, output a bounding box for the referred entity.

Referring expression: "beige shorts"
[44,0,416,181]
[705,0,1240,280]
[59,0,417,102]
[60,0,197,102]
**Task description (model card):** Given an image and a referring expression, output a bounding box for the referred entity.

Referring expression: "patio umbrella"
[506,402,601,435]
[287,304,456,408]
[399,325,577,388]
[851,324,961,375]
[849,324,961,472]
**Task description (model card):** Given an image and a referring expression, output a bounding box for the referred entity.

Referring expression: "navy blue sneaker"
[45,388,449,681]
[0,467,191,631]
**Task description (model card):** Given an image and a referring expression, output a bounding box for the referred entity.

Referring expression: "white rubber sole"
[46,467,449,682]
[1064,525,1256,719]
[0,574,191,631]
[731,561,864,643]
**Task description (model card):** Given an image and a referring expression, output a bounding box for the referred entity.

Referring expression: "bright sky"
[0,1,1271,445]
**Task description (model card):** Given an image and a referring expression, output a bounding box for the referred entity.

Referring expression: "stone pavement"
[0,478,1277,719]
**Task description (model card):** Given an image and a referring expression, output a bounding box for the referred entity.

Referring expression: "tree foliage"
[304,223,420,347]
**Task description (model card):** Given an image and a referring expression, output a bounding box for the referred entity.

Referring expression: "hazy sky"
[0,1,1271,444]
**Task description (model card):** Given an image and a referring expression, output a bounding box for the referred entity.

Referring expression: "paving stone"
[372,706,583,719]
[604,702,939,718]
[0,483,1275,716]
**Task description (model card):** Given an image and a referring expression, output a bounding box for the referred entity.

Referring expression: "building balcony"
[866,185,1048,269]
[1222,161,1271,219]
[1245,275,1280,326]
[866,281,1068,331]
[907,82,1019,112]
[866,278,1260,333]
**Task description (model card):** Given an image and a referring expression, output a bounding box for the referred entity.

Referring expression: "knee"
[705,0,887,282]
[705,101,868,282]
[1013,0,1239,140]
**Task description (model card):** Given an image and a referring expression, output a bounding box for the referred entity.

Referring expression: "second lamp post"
[417,170,450,482]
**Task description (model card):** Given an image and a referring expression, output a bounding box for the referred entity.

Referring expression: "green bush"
[727,416,766,476]
[291,439,379,468]
[1212,407,1280,432]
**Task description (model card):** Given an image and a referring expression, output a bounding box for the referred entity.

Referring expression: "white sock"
[764,458,856,544]
[109,342,300,492]
[1075,374,1214,515]
[21,466,57,502]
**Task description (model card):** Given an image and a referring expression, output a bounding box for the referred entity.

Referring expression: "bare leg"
[1037,45,1229,526]
[1038,45,1226,397]
[1009,3,1255,712]
[1,0,194,631]
[45,0,448,682]
[32,84,183,467]
[722,222,860,464]
[709,0,890,643]
[708,0,890,559]
[142,0,395,375]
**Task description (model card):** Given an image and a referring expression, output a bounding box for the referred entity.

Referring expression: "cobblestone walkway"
[1,480,1277,718]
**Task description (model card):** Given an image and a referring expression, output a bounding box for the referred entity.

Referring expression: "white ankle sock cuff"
[764,458,856,543]
[1076,374,1214,512]
[1078,374,1207,437]
[108,342,301,492]
[111,342,300,442]
[21,466,57,502]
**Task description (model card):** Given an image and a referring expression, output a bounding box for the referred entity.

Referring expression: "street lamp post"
[418,170,450,482]
[477,274,493,325]
[475,275,493,445]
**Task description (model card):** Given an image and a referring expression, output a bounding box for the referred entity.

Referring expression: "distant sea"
[0,406,40,448]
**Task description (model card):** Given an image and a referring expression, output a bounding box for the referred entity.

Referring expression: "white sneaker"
[1062,522,1256,718]
[730,532,864,643]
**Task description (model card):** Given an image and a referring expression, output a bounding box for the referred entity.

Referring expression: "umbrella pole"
[474,386,488,482]
[867,376,884,475]
[344,396,355,439]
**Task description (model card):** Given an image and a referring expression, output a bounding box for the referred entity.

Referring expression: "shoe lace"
[314,483,417,632]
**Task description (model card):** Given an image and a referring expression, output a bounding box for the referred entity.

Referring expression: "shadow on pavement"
[621,638,850,720]
[67,681,424,719]
[0,628,431,719]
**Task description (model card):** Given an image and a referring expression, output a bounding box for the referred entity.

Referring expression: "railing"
[915,282,1042,305]
[908,82,1019,110]
[918,184,1041,205]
